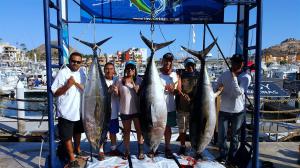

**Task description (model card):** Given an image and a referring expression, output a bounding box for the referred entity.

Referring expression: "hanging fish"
[74,37,112,152]
[139,32,175,153]
[181,40,217,158]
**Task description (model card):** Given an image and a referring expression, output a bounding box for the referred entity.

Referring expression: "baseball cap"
[125,60,136,67]
[230,54,244,63]
[184,57,196,67]
[162,52,174,61]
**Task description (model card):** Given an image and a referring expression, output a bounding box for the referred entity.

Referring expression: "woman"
[115,61,144,160]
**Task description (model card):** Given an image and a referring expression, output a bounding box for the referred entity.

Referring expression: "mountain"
[263,38,300,57]
[27,41,76,61]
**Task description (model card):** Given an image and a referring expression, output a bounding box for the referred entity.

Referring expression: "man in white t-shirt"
[159,53,180,159]
[51,52,86,168]
[98,62,122,160]
[215,54,251,164]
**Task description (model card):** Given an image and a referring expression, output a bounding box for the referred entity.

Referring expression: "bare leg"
[133,117,144,159]
[133,117,144,144]
[179,132,186,146]
[164,126,171,149]
[122,119,132,152]
[110,132,117,147]
[64,138,75,161]
[73,133,81,154]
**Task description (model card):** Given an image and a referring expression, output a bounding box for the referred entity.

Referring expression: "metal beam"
[252,0,262,167]
[43,0,55,167]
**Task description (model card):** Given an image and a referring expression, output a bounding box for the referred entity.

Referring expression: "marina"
[0,0,300,168]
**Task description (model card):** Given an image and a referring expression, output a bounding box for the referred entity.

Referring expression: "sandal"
[137,144,145,160]
[122,151,130,160]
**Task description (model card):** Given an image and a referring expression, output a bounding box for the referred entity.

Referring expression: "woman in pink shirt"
[115,61,144,160]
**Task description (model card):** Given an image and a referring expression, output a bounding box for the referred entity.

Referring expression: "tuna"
[139,32,175,153]
[74,37,112,151]
[181,40,217,156]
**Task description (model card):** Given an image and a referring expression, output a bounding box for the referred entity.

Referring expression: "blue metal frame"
[43,0,55,167]
[43,0,263,167]
[252,0,262,167]
[43,0,64,167]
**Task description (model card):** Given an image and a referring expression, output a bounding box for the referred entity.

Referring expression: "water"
[0,97,47,117]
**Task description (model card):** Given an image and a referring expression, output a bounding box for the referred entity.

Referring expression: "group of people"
[51,52,251,168]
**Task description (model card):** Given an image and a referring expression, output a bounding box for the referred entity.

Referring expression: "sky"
[0,0,300,59]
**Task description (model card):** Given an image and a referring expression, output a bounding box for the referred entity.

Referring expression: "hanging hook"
[150,0,155,48]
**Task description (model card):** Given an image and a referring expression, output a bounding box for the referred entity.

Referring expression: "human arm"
[231,72,250,97]
[53,76,75,97]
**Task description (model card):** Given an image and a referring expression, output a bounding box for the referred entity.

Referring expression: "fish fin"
[140,31,175,52]
[73,36,112,50]
[181,39,217,61]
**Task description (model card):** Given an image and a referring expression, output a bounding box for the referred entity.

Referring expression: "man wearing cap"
[176,57,199,155]
[159,52,180,158]
[215,54,251,164]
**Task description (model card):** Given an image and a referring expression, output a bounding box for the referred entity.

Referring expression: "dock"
[0,141,299,168]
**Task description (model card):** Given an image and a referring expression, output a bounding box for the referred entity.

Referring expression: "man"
[216,54,251,164]
[98,62,122,160]
[51,52,86,168]
[176,57,199,155]
[159,53,180,159]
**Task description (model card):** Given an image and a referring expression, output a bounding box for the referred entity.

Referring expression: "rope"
[158,25,172,53]
[260,129,300,134]
[261,117,300,122]
[0,115,49,121]
[0,105,45,112]
[0,97,47,102]
[260,109,300,114]
[259,98,300,103]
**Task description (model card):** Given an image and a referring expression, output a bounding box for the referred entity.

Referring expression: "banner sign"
[212,81,289,98]
[247,81,289,98]
[80,0,224,24]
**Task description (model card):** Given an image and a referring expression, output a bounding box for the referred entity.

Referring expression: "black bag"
[232,143,252,168]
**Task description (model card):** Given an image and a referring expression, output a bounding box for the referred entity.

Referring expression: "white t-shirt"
[159,71,178,112]
[105,76,120,120]
[216,70,251,113]
[51,66,86,121]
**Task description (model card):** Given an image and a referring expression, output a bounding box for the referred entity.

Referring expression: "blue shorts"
[109,118,119,134]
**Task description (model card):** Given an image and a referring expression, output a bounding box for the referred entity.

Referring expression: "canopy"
[80,0,224,24]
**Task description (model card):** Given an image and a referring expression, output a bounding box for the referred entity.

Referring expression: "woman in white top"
[115,61,144,160]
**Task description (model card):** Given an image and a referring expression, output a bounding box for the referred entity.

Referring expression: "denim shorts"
[109,118,119,134]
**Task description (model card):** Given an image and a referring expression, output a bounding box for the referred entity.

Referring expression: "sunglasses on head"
[70,60,81,64]
[125,66,135,70]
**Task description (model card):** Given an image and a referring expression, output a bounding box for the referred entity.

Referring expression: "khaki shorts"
[177,110,190,133]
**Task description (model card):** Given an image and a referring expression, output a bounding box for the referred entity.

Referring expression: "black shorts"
[58,117,84,141]
[120,113,140,121]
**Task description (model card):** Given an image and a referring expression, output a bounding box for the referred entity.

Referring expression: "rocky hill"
[27,41,76,61]
[263,38,300,57]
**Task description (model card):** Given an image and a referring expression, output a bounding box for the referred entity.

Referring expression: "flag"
[192,24,196,44]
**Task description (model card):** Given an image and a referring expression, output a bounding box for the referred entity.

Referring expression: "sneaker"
[177,146,186,155]
[98,152,105,161]
[75,151,89,160]
[108,149,123,156]
[165,148,173,159]
[68,160,80,168]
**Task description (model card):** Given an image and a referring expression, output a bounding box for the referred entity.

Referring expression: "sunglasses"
[70,60,82,64]
[125,66,135,70]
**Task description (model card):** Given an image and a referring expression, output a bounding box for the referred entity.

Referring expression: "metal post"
[252,0,262,167]
[57,0,64,66]
[16,81,25,142]
[296,91,300,123]
[43,0,55,167]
